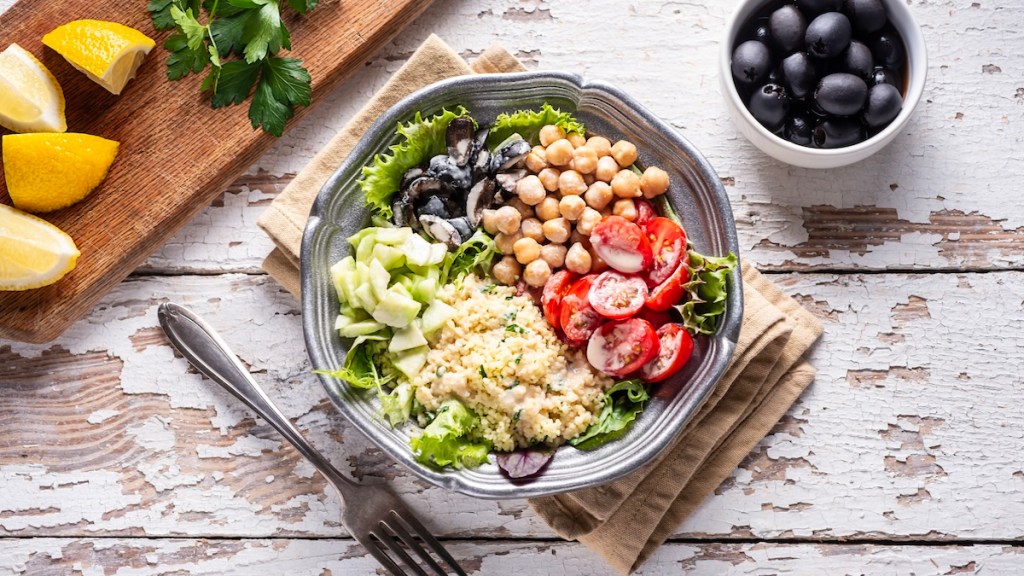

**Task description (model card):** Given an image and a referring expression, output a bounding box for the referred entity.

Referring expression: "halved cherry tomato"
[639,323,694,383]
[591,216,653,274]
[542,270,578,327]
[644,217,686,287]
[644,252,691,311]
[586,318,661,377]
[559,275,604,346]
[635,198,657,228]
[589,271,649,319]
[635,306,674,328]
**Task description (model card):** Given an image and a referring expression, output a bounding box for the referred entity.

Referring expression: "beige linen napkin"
[256,35,823,575]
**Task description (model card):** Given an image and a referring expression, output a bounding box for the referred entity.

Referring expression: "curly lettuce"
[487,103,585,148]
[410,399,491,469]
[314,336,393,390]
[569,379,649,451]
[440,228,499,285]
[675,251,738,335]
[358,106,472,218]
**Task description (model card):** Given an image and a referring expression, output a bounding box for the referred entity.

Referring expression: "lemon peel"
[3,133,120,213]
[42,19,155,95]
[0,204,80,291]
[0,43,67,133]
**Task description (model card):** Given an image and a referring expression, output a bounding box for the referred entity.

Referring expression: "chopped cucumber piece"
[389,321,428,353]
[428,243,449,266]
[371,288,421,328]
[421,299,456,335]
[375,226,412,246]
[372,243,406,270]
[356,234,376,263]
[392,345,428,379]
[369,258,391,302]
[338,320,387,338]
[352,283,378,313]
[410,275,437,304]
[404,234,435,266]
[329,256,356,304]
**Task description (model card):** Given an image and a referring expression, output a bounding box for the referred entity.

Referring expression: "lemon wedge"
[0,203,80,291]
[0,43,67,133]
[3,133,120,213]
[42,19,155,95]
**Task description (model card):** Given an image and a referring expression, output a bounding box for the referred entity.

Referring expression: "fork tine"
[362,534,408,576]
[390,510,467,576]
[374,526,431,576]
[384,511,449,575]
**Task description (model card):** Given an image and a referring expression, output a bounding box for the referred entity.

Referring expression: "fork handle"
[158,303,357,490]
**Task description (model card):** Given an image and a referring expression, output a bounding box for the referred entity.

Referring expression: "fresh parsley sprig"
[148,0,317,136]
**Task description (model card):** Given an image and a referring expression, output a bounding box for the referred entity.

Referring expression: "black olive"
[749,83,790,132]
[796,0,841,16]
[843,0,887,35]
[785,113,815,145]
[780,52,817,100]
[841,40,874,79]
[805,12,852,59]
[769,5,807,53]
[814,72,868,116]
[746,17,773,44]
[813,118,865,148]
[731,40,773,86]
[870,66,902,92]
[862,83,902,128]
[418,195,450,219]
[871,29,905,68]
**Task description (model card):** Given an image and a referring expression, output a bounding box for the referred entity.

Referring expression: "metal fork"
[158,302,467,576]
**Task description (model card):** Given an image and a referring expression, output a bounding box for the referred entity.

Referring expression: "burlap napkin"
[256,35,823,575]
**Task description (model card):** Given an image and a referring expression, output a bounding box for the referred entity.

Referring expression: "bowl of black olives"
[720,0,926,168]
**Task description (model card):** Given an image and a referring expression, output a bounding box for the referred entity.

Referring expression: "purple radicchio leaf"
[496,448,554,479]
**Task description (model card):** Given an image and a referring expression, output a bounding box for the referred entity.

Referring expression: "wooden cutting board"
[0,0,432,343]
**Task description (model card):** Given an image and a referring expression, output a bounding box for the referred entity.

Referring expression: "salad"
[319,104,736,478]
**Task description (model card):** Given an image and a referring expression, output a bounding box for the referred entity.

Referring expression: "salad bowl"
[301,71,742,499]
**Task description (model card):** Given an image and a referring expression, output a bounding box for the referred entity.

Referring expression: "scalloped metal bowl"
[301,71,742,499]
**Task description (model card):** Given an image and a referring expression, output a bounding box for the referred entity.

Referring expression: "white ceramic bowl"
[720,0,927,169]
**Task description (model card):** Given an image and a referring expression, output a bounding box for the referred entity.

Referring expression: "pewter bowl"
[301,71,742,499]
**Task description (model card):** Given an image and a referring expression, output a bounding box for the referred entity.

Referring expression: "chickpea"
[525,145,547,173]
[542,217,571,244]
[583,181,614,210]
[586,136,612,157]
[539,124,566,147]
[491,256,522,285]
[545,139,574,167]
[595,155,620,182]
[513,237,542,264]
[611,140,639,167]
[640,166,671,198]
[611,169,642,198]
[495,205,522,235]
[612,198,637,221]
[572,146,599,174]
[540,243,567,269]
[537,167,561,192]
[576,207,603,235]
[495,231,523,254]
[559,194,587,221]
[521,217,545,243]
[567,132,587,148]
[565,243,592,275]
[481,209,500,235]
[507,196,535,219]
[535,195,561,221]
[523,259,552,288]
[558,169,587,196]
[516,174,547,206]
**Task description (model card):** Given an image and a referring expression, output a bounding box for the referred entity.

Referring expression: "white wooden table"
[3,1,1023,573]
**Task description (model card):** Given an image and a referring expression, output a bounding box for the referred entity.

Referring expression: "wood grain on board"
[0,0,433,343]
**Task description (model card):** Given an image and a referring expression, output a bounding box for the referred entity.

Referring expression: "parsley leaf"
[210,59,261,107]
[249,57,311,136]
[149,0,187,30]
[242,1,290,63]
[164,33,210,80]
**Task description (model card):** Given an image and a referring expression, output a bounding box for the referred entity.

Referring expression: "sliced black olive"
[814,72,868,116]
[805,12,853,59]
[769,5,807,53]
[862,83,903,128]
[731,40,773,86]
[749,83,790,132]
[843,0,887,35]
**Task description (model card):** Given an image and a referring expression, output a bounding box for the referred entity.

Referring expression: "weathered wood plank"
[2,272,1022,540]
[135,0,1024,274]
[0,539,1020,575]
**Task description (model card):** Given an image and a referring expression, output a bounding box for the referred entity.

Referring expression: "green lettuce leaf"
[569,379,649,451]
[487,103,585,148]
[675,250,738,335]
[410,399,491,469]
[379,382,413,426]
[358,107,471,219]
[314,336,392,390]
[440,228,499,285]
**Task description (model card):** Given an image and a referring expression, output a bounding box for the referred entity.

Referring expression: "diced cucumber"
[375,226,412,246]
[329,256,356,304]
[368,258,391,302]
[338,320,387,338]
[427,242,448,265]
[409,275,437,304]
[403,234,435,266]
[389,282,413,300]
[346,227,375,250]
[420,299,456,336]
[389,321,428,353]
[352,283,378,313]
[392,345,429,379]
[372,243,406,270]
[371,288,421,328]
[356,233,376,263]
